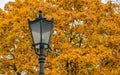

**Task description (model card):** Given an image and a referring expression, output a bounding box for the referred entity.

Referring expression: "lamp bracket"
[32,43,52,56]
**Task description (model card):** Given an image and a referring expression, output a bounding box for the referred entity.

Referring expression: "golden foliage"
[0,0,120,75]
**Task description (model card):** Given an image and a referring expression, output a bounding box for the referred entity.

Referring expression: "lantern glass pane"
[41,20,52,44]
[30,21,41,44]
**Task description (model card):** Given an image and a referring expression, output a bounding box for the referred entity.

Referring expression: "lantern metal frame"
[28,10,54,55]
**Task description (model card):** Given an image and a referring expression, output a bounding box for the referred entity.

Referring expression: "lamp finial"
[39,9,43,18]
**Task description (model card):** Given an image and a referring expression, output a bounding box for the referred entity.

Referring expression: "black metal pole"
[39,44,45,75]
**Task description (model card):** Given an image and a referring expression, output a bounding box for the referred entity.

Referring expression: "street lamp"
[28,10,54,75]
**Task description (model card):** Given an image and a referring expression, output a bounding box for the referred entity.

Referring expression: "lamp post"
[28,10,54,75]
